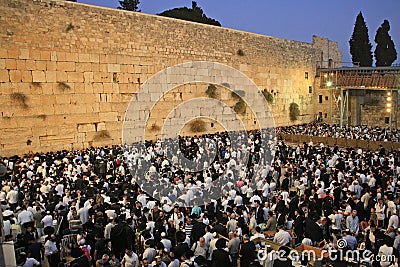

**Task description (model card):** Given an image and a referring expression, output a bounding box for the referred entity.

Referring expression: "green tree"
[158,1,221,26]
[374,20,397,66]
[118,0,140,12]
[349,12,372,67]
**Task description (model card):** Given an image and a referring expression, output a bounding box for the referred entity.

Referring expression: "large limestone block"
[32,71,46,82]
[0,69,9,82]
[99,112,118,122]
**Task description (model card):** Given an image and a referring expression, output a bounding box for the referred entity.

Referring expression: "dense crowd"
[1,125,400,267]
[280,123,400,142]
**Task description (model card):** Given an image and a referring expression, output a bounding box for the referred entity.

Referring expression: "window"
[211,123,214,128]
[324,113,328,118]
[305,72,309,79]
[385,117,390,124]
[309,86,312,94]
[319,95,323,103]
[325,96,329,101]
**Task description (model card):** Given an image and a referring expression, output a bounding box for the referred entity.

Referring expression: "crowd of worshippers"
[1,127,400,267]
[280,123,400,142]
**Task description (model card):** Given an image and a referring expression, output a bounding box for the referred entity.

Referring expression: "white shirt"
[3,219,11,236]
[6,189,18,204]
[388,215,399,229]
[161,238,172,252]
[121,252,139,267]
[378,245,395,267]
[41,215,53,228]
[44,240,58,256]
[273,230,292,245]
[18,210,33,225]
[78,206,89,224]
[22,257,40,267]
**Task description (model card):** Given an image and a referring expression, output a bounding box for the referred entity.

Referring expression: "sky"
[80,0,400,65]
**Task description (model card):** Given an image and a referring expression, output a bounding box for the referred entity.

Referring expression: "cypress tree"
[374,20,397,66]
[349,12,373,67]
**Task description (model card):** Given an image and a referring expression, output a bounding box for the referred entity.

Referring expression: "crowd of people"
[1,124,400,267]
[280,123,400,142]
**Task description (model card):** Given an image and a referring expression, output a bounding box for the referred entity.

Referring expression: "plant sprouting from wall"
[149,123,161,132]
[66,23,74,32]
[94,130,111,141]
[31,82,42,88]
[57,81,71,91]
[231,90,245,100]
[205,84,218,99]
[10,92,28,109]
[234,99,246,115]
[262,89,274,104]
[189,119,206,133]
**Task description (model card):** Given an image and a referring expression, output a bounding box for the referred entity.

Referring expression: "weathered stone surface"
[0,0,341,155]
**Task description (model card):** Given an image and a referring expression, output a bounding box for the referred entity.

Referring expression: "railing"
[279,133,400,151]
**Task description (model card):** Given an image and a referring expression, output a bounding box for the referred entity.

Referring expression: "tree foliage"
[118,0,140,12]
[374,20,397,66]
[349,12,372,67]
[158,1,221,26]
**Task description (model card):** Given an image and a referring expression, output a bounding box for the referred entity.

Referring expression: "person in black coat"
[191,217,207,243]
[254,200,265,224]
[293,210,305,243]
[281,176,290,192]
[277,212,287,227]
[239,235,256,267]
[288,194,299,220]
[211,239,233,267]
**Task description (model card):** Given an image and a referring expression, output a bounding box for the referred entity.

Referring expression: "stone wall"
[312,35,342,68]
[0,0,340,156]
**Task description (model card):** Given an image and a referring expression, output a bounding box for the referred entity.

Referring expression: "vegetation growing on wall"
[10,92,28,109]
[289,102,300,121]
[234,99,246,115]
[205,84,218,99]
[237,49,245,56]
[31,82,42,88]
[189,119,206,133]
[66,23,74,32]
[94,130,111,141]
[262,89,274,104]
[149,123,161,132]
[57,81,71,91]
[231,90,245,100]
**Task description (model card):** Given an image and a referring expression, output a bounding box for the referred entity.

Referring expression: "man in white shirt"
[6,187,18,207]
[41,211,53,228]
[18,206,33,226]
[388,213,399,230]
[16,254,40,267]
[273,226,292,246]
[77,205,89,225]
[160,232,172,253]
[44,234,59,267]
